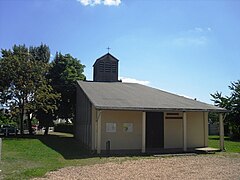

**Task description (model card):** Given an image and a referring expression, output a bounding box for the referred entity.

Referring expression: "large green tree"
[0,44,58,134]
[48,52,86,123]
[34,82,60,135]
[0,45,85,135]
[211,80,240,139]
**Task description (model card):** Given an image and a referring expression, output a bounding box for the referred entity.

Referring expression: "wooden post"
[97,110,102,154]
[219,113,224,151]
[95,112,98,151]
[204,112,208,147]
[142,112,146,153]
[183,112,187,152]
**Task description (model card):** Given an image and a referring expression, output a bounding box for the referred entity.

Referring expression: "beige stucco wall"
[92,109,208,151]
[99,110,142,150]
[164,112,207,149]
[187,112,205,148]
[164,113,183,148]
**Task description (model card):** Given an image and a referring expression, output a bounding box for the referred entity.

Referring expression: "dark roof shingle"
[77,81,226,112]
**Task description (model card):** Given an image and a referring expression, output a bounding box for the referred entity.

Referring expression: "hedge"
[54,123,73,134]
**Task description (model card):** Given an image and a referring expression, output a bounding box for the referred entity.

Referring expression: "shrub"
[54,123,73,134]
[0,112,17,126]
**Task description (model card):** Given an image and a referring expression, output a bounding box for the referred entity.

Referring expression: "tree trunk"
[44,126,49,135]
[27,113,33,135]
[20,99,25,135]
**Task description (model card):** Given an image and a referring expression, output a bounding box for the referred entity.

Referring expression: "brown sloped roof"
[93,53,119,67]
[77,81,226,112]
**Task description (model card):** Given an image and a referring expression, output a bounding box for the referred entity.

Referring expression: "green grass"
[0,133,113,179]
[0,133,239,179]
[208,135,240,153]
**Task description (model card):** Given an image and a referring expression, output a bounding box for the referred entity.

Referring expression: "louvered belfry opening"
[93,53,119,82]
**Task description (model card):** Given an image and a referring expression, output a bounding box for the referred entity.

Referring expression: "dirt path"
[35,155,240,180]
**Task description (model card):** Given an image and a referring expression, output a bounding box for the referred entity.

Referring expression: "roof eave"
[94,106,228,113]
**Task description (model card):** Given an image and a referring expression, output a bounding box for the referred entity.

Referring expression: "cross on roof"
[107,47,111,53]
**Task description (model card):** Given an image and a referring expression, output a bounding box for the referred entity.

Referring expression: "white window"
[106,123,116,133]
[123,123,133,132]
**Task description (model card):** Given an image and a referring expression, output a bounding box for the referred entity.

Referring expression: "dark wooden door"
[146,112,164,148]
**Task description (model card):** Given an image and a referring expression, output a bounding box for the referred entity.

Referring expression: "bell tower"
[93,53,119,82]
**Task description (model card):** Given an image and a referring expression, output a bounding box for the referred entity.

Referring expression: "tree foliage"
[29,44,50,63]
[48,52,86,122]
[0,44,86,135]
[0,110,17,126]
[0,45,46,134]
[0,44,59,135]
[211,80,240,139]
[27,80,60,135]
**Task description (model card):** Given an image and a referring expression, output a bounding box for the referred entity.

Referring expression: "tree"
[228,81,240,138]
[0,45,42,134]
[34,81,60,135]
[48,52,86,123]
[0,44,58,135]
[29,44,50,63]
[0,110,16,126]
[36,109,54,135]
[211,80,240,139]
[0,45,86,135]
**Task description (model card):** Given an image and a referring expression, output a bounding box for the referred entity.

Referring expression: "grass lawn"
[0,133,239,179]
[208,135,240,153]
[0,133,115,180]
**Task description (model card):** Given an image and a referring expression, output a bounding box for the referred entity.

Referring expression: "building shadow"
[1,133,93,159]
[2,133,215,159]
[36,134,93,159]
[209,136,240,142]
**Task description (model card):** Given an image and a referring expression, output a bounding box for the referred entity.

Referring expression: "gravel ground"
[35,155,240,180]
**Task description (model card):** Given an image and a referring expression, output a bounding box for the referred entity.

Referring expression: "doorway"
[146,112,164,148]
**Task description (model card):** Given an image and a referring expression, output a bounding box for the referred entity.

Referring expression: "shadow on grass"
[209,136,240,142]
[1,133,93,159]
[2,133,150,159]
[4,133,221,160]
[38,134,92,159]
[35,134,152,159]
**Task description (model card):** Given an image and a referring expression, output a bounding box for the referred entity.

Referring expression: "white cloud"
[77,0,100,6]
[207,27,212,32]
[120,77,150,86]
[170,27,212,47]
[78,0,89,6]
[103,0,121,6]
[77,0,121,6]
[194,27,203,32]
[173,36,207,46]
[189,27,212,33]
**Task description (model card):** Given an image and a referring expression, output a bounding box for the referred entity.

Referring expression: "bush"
[0,112,17,126]
[54,123,73,134]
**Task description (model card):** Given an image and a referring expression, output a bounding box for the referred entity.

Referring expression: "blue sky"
[0,0,239,104]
